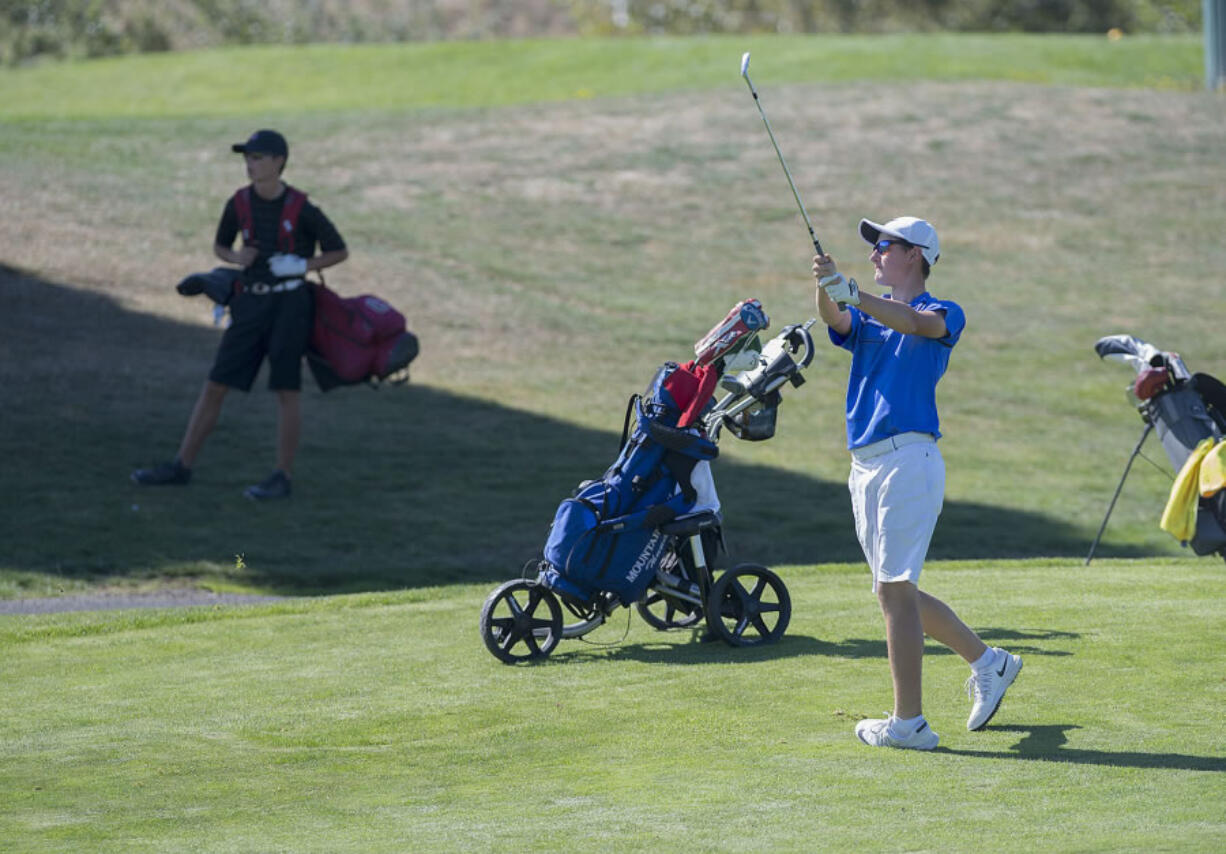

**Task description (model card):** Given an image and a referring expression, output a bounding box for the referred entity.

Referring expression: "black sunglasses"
[873,238,913,253]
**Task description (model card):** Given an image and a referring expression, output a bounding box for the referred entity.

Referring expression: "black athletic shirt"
[214,187,347,284]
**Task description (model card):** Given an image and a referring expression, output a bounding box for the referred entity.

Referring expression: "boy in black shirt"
[133,130,348,499]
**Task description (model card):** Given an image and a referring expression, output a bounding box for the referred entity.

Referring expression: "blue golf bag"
[540,360,721,605]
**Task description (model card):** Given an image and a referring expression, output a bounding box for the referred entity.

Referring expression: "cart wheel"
[480,580,563,664]
[637,588,703,630]
[704,563,791,646]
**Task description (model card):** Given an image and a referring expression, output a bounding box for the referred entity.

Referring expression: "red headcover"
[1134,366,1170,400]
[662,360,722,429]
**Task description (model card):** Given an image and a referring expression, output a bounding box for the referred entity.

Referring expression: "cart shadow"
[548,632,834,665]
[937,724,1226,772]
[551,626,1080,666]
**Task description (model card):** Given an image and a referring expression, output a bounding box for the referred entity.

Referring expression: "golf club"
[740,52,823,258]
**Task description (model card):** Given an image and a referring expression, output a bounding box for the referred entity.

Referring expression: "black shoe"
[131,459,191,485]
[244,470,291,501]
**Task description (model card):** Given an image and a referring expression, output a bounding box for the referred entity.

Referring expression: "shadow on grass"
[784,626,1079,661]
[938,724,1226,772]
[548,630,831,665]
[546,626,1080,666]
[0,267,1157,595]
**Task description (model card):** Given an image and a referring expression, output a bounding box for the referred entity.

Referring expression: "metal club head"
[740,52,751,78]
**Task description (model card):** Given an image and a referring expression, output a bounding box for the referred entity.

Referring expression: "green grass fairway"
[0,33,1202,121]
[3,559,1224,851]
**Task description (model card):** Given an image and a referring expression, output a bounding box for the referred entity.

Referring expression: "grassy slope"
[4,31,1221,593]
[1,34,1223,595]
[2,560,1224,851]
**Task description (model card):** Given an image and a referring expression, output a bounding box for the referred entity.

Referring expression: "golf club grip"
[815,236,846,310]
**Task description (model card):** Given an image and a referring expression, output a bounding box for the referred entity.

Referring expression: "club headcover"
[176,267,239,306]
[694,298,769,367]
[1134,365,1171,400]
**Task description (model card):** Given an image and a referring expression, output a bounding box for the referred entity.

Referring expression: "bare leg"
[176,380,228,467]
[275,389,300,476]
[877,580,924,720]
[918,589,989,664]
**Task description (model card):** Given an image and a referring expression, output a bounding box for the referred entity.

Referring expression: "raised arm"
[813,254,947,339]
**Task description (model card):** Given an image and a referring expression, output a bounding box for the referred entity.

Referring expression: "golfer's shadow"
[551,627,1083,666]
[795,627,1081,661]
[938,724,1226,772]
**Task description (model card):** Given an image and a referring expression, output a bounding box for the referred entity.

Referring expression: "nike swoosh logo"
[996,658,1009,677]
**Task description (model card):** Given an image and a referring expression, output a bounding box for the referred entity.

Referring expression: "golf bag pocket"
[1147,385,1222,471]
[543,498,671,603]
[544,497,601,582]
[1192,494,1226,556]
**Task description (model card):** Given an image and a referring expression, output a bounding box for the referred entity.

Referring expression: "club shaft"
[744,79,823,257]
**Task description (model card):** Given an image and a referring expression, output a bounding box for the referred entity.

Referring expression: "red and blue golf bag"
[540,360,723,605]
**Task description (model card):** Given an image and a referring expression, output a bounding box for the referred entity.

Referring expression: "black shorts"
[209,286,314,392]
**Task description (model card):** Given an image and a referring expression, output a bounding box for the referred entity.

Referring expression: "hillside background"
[2,0,1204,65]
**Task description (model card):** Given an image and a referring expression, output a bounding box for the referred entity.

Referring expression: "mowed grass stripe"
[0,33,1203,121]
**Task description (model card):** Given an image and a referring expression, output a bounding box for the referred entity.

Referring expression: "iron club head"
[740,52,751,78]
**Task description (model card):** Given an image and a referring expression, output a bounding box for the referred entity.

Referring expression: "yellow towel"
[1159,438,1217,543]
[1202,440,1226,498]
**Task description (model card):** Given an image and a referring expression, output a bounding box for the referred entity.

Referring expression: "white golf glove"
[268,253,308,280]
[819,272,860,307]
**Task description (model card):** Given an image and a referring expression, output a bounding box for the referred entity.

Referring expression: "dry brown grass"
[5,82,1223,383]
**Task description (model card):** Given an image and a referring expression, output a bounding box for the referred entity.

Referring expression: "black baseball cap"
[231,129,288,158]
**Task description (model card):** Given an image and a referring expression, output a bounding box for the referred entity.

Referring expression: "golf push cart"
[479,300,818,664]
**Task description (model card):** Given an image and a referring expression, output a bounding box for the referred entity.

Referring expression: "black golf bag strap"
[658,510,721,537]
[643,504,679,529]
[662,451,700,505]
[1192,373,1226,431]
[619,394,640,451]
[643,417,719,459]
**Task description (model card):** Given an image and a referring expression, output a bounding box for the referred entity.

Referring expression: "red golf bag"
[307,283,419,391]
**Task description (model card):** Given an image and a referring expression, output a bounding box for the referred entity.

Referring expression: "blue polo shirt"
[827,292,965,450]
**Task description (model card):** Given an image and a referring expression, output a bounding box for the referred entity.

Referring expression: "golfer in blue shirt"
[815,216,1022,750]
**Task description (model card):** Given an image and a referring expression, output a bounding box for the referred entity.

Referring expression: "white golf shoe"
[966,647,1023,731]
[854,715,939,750]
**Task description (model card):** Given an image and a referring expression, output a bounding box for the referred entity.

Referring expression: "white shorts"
[848,437,944,590]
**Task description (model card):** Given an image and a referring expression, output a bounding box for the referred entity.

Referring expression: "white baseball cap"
[859,216,940,267]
